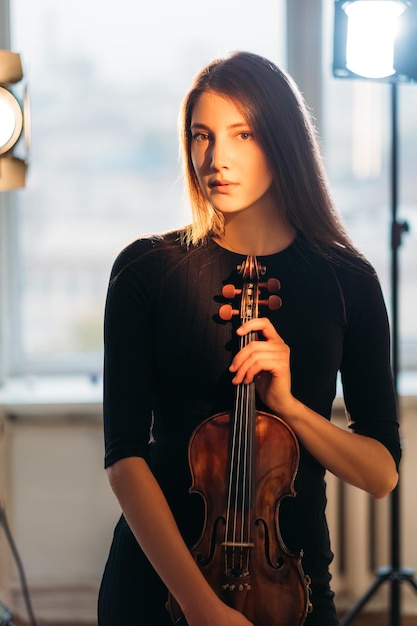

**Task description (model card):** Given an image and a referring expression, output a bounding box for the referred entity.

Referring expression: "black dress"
[98,232,401,626]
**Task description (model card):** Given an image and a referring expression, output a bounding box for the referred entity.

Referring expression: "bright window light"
[344,0,406,78]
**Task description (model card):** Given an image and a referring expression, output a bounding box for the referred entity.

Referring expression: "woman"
[98,52,401,626]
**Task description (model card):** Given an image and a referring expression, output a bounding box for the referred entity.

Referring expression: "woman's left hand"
[229,318,398,500]
[229,317,296,417]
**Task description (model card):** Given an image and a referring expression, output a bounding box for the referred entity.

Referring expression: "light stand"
[339,78,417,626]
[333,2,417,625]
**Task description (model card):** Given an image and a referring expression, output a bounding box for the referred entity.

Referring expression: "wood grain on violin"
[167,256,312,626]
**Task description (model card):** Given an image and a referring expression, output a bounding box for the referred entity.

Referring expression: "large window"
[2,0,416,379]
[6,0,286,376]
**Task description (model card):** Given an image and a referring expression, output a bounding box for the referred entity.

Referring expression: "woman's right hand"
[108,458,254,626]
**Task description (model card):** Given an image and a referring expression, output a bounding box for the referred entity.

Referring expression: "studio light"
[334,0,417,81]
[345,1,405,77]
[0,50,29,191]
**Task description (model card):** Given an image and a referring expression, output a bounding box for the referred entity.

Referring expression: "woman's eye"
[192,132,209,142]
[239,132,253,140]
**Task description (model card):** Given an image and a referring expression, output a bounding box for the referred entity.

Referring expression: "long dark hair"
[180,51,362,261]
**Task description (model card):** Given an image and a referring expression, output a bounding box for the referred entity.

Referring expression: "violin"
[167,256,311,625]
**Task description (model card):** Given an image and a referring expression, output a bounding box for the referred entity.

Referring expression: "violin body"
[167,410,310,626]
[167,257,311,625]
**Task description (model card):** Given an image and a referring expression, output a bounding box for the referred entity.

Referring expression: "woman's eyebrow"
[190,122,250,130]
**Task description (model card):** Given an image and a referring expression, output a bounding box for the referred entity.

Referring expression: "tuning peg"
[221,284,242,300]
[219,304,240,321]
[258,295,282,311]
[259,278,281,293]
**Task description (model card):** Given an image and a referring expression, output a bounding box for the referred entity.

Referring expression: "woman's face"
[190,91,274,219]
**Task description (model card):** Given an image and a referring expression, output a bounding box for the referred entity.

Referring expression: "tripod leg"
[402,569,417,593]
[339,571,390,626]
[390,568,417,626]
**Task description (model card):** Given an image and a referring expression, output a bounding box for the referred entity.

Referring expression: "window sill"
[0,375,102,417]
[0,371,416,419]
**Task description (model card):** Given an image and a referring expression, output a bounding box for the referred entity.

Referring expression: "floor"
[340,614,417,625]
[9,614,417,626]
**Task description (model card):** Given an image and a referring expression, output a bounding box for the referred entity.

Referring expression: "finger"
[236,317,285,343]
[230,333,287,371]
[230,344,289,384]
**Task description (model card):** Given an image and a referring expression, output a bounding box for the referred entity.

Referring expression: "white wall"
[0,387,120,622]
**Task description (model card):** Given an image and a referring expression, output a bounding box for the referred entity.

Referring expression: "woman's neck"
[213,211,296,257]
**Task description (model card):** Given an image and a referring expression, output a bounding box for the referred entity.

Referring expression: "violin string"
[231,324,255,575]
[225,356,247,574]
[224,269,259,578]
[224,388,237,574]
[233,371,245,572]
[224,330,249,575]
[243,331,257,574]
[241,329,252,571]
[246,374,255,574]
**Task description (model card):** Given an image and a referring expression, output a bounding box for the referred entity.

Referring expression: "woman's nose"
[209,140,229,170]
